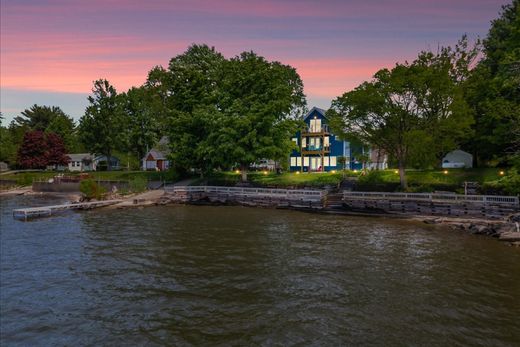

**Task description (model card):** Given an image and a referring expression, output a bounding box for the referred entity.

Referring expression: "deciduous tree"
[214,51,306,181]
[79,79,123,171]
[152,44,226,176]
[17,131,48,169]
[120,86,162,162]
[329,45,475,188]
[464,0,520,166]
[45,132,69,167]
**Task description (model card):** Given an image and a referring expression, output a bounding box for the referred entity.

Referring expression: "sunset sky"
[0,0,509,123]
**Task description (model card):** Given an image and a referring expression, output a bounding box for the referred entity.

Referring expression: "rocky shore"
[421,213,520,246]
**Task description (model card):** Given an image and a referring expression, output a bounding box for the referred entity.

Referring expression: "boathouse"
[289,107,386,172]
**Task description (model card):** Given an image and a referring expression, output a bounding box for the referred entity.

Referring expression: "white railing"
[343,191,519,206]
[164,185,323,199]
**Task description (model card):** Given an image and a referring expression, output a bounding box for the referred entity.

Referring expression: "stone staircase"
[324,192,344,209]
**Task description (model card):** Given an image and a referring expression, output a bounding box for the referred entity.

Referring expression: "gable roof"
[143,136,171,160]
[146,150,168,160]
[303,106,327,121]
[67,153,93,162]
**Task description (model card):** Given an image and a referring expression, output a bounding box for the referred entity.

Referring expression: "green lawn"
[363,168,503,184]
[357,168,509,193]
[0,170,179,186]
[193,171,356,188]
[1,168,514,194]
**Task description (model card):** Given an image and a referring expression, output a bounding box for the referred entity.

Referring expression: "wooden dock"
[12,199,123,220]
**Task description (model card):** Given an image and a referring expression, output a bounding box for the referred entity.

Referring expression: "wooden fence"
[342,191,519,219]
[343,191,519,206]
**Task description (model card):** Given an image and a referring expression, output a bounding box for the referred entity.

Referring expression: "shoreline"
[156,197,520,246]
[4,186,519,246]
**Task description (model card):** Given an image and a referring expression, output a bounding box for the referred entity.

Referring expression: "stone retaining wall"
[342,197,518,219]
[165,189,324,209]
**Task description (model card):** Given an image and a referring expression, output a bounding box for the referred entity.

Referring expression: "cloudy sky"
[0,0,509,123]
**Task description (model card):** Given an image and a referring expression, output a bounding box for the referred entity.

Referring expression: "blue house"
[289,107,366,172]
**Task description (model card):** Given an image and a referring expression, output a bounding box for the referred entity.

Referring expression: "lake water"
[1,195,519,346]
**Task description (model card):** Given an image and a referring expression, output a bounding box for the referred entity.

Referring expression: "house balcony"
[301,145,330,155]
[301,124,330,136]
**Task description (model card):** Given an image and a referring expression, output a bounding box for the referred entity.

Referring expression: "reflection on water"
[1,196,520,346]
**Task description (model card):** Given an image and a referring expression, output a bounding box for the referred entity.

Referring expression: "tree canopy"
[79,79,123,171]
[14,104,70,131]
[144,45,306,180]
[328,42,475,188]
[213,51,306,181]
[17,131,68,169]
[464,0,520,166]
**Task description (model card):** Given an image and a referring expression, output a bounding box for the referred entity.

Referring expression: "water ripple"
[1,197,520,346]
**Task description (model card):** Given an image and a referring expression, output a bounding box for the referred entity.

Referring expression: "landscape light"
[296,171,300,175]
[499,171,505,176]
[235,170,240,174]
[263,171,268,175]
[394,170,399,174]
[331,170,336,174]
[443,170,448,175]
[353,169,358,173]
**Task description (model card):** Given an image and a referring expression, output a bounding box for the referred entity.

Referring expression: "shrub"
[357,170,388,184]
[80,179,106,200]
[129,176,147,193]
[481,170,520,196]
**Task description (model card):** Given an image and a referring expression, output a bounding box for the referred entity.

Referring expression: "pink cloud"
[290,58,397,98]
[2,32,188,93]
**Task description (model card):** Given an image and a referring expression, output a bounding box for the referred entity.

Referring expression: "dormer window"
[310,118,321,132]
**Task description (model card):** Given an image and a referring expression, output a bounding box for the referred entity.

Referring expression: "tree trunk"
[240,164,248,182]
[398,159,407,189]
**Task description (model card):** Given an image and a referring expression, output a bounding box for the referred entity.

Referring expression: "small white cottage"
[65,153,96,172]
[442,150,473,169]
